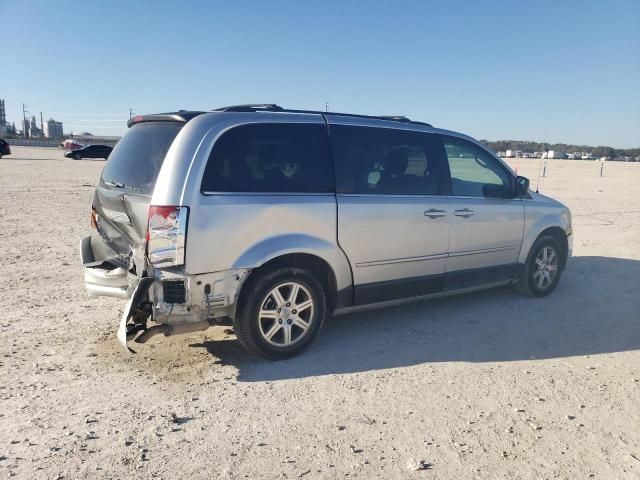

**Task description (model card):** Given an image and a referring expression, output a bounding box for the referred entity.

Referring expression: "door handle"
[454,208,474,218]
[424,208,446,219]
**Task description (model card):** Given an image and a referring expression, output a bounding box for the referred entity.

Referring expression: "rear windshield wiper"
[104,180,142,192]
[105,180,126,188]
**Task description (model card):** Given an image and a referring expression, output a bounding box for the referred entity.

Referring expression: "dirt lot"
[1,146,639,479]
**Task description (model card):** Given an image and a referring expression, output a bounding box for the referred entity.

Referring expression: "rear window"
[100,122,182,194]
[201,123,334,193]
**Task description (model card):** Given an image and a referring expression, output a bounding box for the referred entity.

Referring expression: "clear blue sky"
[2,0,639,147]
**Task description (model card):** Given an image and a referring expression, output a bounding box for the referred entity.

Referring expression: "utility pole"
[129,108,134,119]
[40,112,44,137]
[22,103,28,138]
[325,103,329,112]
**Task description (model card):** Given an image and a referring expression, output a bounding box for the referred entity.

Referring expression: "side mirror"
[515,176,530,197]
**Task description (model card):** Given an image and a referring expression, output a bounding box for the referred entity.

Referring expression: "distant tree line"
[479,140,640,158]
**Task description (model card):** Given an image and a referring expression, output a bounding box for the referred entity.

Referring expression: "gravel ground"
[1,146,639,479]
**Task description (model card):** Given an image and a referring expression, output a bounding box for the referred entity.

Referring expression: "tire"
[73,153,82,160]
[514,234,563,297]
[233,267,327,360]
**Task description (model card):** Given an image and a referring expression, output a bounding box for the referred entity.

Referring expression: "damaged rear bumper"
[81,234,250,351]
[116,277,154,351]
[80,236,135,299]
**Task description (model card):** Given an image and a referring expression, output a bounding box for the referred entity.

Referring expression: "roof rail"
[214,104,284,112]
[211,104,432,127]
[378,115,410,122]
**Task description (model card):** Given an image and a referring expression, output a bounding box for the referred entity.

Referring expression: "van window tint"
[442,135,511,197]
[101,122,182,194]
[330,125,444,195]
[201,123,333,193]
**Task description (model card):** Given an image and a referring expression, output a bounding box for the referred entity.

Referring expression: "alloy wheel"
[532,246,558,290]
[257,282,315,347]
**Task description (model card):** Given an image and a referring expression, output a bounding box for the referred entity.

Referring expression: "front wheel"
[234,267,326,359]
[514,235,563,297]
[73,153,82,160]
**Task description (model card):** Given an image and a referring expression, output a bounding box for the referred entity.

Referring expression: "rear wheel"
[514,235,563,297]
[234,267,326,359]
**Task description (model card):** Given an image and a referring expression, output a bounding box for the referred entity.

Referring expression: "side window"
[201,123,333,193]
[442,136,511,197]
[331,125,444,195]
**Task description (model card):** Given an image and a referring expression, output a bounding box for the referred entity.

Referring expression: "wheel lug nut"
[292,309,297,314]
[287,319,292,325]
[277,308,281,313]
[278,319,283,324]
[286,302,291,307]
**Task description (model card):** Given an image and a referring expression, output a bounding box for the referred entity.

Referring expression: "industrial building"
[44,119,64,139]
[0,99,6,135]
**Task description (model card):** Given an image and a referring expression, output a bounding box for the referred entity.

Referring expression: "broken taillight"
[146,205,188,267]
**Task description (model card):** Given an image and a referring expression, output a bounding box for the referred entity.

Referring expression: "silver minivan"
[80,104,572,359]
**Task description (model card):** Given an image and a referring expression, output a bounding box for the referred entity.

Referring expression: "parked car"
[65,144,112,160]
[0,138,11,158]
[80,105,572,359]
[61,139,84,151]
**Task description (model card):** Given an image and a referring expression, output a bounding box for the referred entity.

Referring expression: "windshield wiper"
[104,180,142,192]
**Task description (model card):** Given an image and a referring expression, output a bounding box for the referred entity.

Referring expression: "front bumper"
[565,232,573,268]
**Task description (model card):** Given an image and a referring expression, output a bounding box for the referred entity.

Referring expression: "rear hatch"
[89,121,185,270]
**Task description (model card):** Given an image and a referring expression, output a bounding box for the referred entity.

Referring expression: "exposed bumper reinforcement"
[117,277,214,352]
[134,320,212,344]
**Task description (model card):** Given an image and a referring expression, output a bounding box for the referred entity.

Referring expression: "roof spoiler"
[126,111,205,128]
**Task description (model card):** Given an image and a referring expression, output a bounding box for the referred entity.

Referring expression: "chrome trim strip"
[448,195,521,200]
[448,245,519,257]
[356,253,448,268]
[357,245,518,268]
[201,191,334,197]
[337,193,445,199]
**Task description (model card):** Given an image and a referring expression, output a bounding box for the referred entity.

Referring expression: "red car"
[62,139,84,151]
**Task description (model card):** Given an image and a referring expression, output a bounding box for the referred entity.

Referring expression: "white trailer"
[547,150,566,159]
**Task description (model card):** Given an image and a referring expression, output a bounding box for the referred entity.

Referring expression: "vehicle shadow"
[191,256,640,382]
